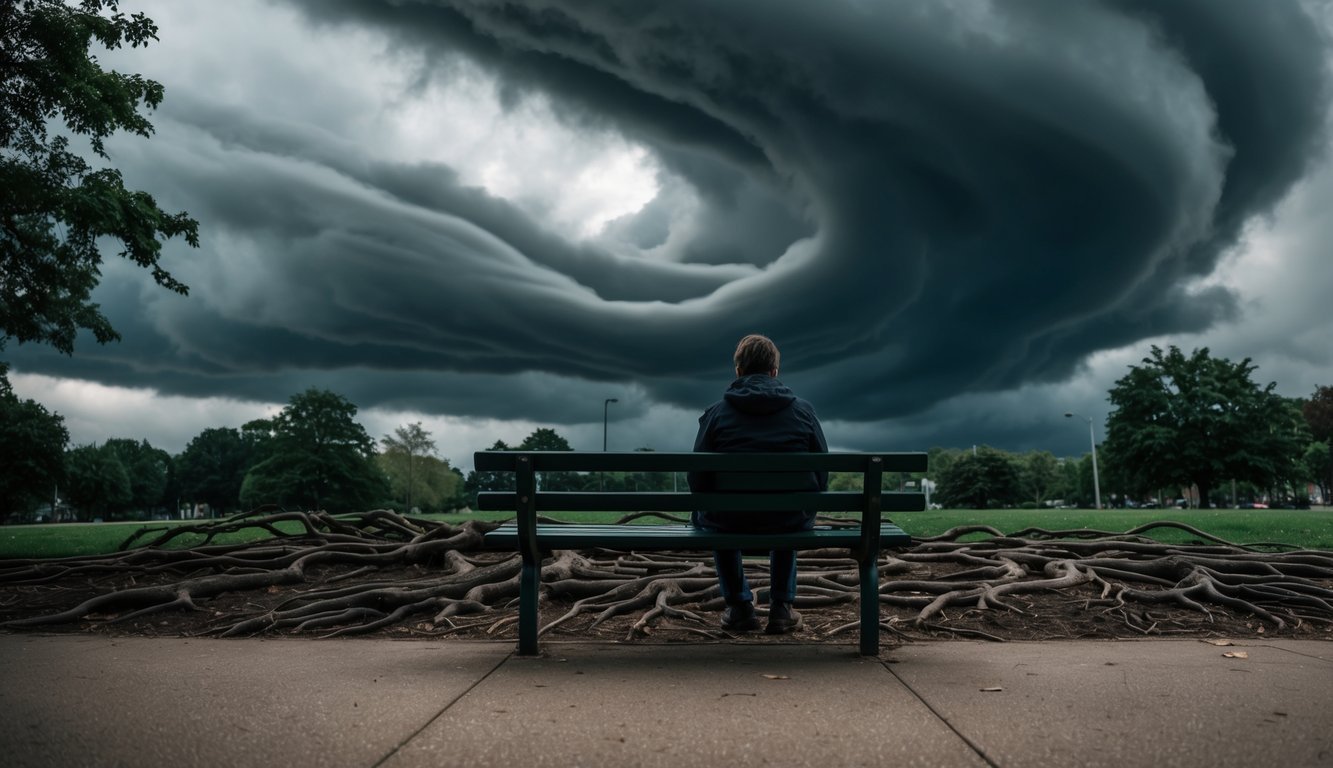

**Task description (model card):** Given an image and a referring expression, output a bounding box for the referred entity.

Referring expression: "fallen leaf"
[1223,651,1249,659]
[1201,639,1234,646]
[980,687,1004,692]
[1256,626,1266,634]
[761,674,790,680]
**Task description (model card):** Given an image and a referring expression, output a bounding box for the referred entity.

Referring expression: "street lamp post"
[1064,412,1102,510]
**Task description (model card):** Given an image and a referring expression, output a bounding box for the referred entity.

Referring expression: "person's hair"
[733,334,780,376]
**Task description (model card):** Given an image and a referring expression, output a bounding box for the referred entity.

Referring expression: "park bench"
[475,450,928,655]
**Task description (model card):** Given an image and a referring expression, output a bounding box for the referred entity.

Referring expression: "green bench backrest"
[474,451,928,514]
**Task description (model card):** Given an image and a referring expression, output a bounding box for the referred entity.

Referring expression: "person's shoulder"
[792,396,820,416]
[698,398,729,421]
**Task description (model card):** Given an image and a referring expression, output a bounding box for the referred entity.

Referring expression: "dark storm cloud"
[8,0,1330,442]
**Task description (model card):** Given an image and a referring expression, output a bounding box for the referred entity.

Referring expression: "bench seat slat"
[483,522,911,550]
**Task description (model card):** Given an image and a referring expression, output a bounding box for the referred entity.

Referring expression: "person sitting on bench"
[688,333,829,634]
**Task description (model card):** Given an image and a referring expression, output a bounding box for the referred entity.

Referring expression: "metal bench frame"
[475,451,927,655]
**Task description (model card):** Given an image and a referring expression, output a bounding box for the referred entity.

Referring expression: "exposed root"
[918,622,1008,642]
[2,513,1330,642]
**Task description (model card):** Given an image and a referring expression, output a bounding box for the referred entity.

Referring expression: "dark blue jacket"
[688,374,828,532]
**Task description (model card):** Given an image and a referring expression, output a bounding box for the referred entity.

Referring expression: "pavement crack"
[369,650,513,768]
[881,659,1002,768]
[1265,644,1333,664]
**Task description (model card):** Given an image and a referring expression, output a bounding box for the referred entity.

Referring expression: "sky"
[8,0,1333,474]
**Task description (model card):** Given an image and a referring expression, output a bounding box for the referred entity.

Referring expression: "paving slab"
[5,634,1331,768]
[383,642,986,768]
[0,635,510,768]
[888,639,1333,768]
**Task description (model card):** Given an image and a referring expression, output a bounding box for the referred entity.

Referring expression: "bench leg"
[518,559,540,655]
[858,553,879,656]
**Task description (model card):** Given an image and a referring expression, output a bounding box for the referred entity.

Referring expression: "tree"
[465,439,512,507]
[1302,385,1333,445]
[1302,386,1333,501]
[0,365,67,519]
[518,427,573,452]
[1,0,198,355]
[1301,441,1330,505]
[1018,450,1060,507]
[933,447,1020,509]
[1267,397,1313,504]
[1102,346,1303,510]
[103,437,169,515]
[380,422,436,513]
[376,452,464,513]
[421,456,466,512]
[518,427,581,491]
[240,389,387,513]
[63,442,130,520]
[177,427,252,516]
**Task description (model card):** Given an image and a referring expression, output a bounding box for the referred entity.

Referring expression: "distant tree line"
[2,345,1331,521]
[931,347,1331,510]
[0,385,468,522]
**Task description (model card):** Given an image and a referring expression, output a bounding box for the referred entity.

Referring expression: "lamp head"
[1063,412,1074,418]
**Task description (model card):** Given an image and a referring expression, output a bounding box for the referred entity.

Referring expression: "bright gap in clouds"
[129,0,664,244]
[389,63,662,240]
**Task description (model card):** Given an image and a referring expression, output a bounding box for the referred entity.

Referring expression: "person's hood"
[723,374,797,416]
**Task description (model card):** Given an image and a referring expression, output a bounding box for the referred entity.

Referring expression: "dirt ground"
[5,558,1329,646]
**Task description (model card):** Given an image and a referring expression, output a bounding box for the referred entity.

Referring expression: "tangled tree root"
[1,512,1330,642]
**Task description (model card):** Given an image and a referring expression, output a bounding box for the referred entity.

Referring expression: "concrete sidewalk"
[1,635,1329,768]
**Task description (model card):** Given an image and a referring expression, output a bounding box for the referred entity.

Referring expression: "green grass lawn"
[888,508,1333,549]
[0,519,313,559]
[3,508,1330,559]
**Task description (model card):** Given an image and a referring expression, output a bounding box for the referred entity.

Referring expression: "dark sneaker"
[721,602,761,632]
[765,602,802,635]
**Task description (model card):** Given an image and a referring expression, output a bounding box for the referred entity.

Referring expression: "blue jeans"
[712,548,798,604]
[694,515,814,605]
